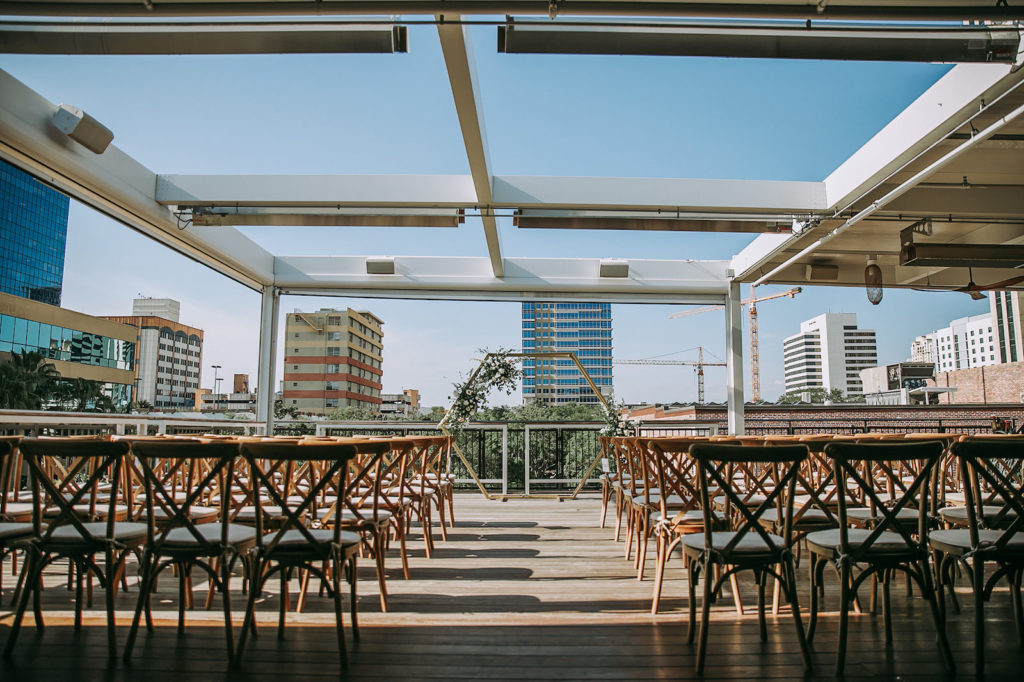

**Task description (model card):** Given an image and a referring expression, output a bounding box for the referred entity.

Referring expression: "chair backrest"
[952,438,1024,552]
[0,436,19,514]
[824,440,944,562]
[319,439,393,527]
[239,441,357,555]
[647,438,702,521]
[689,443,809,558]
[18,437,131,545]
[129,440,238,551]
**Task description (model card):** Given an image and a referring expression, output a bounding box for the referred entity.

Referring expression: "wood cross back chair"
[930,438,1024,674]
[0,437,34,599]
[403,436,450,555]
[309,438,395,611]
[619,436,657,569]
[805,440,954,675]
[683,443,812,674]
[606,436,633,542]
[122,439,257,662]
[3,437,145,660]
[234,440,360,668]
[646,437,725,615]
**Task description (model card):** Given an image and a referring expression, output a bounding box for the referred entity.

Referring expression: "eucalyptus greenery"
[444,348,522,434]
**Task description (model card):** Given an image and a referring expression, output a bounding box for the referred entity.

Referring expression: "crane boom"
[666,286,802,402]
[614,346,726,403]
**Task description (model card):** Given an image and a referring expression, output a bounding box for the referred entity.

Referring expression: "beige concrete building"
[282,308,383,415]
[0,291,137,409]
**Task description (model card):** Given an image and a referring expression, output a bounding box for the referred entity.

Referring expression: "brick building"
[929,360,1024,404]
[282,308,383,415]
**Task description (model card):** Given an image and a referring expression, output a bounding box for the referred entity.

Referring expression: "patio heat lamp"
[865,257,882,305]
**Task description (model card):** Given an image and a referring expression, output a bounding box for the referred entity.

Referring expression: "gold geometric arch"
[438,351,612,500]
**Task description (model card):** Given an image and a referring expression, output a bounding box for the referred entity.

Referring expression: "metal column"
[724,281,746,435]
[256,285,280,434]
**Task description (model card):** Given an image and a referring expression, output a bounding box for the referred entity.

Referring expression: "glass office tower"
[521,302,613,405]
[0,160,70,306]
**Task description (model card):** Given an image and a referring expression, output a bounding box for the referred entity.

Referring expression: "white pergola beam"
[0,69,274,290]
[494,175,827,212]
[157,173,827,214]
[274,255,730,302]
[437,15,503,278]
[824,63,1021,212]
[157,173,478,207]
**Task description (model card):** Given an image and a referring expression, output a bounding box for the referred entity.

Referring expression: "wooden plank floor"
[2,492,1023,679]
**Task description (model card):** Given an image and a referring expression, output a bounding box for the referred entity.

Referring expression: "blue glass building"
[0,160,70,306]
[521,302,613,405]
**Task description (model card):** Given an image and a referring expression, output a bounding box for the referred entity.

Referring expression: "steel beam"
[3,2,1022,21]
[724,280,745,435]
[0,21,408,54]
[256,285,280,432]
[437,14,503,277]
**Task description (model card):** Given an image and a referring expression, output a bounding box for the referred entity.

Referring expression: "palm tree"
[0,350,61,409]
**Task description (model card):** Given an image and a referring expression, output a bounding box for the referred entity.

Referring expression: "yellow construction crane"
[667,286,802,402]
[614,346,726,404]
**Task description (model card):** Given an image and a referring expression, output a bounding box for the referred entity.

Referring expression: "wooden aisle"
[1,492,1022,679]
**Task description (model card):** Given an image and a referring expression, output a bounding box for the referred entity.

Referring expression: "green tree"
[328,405,380,421]
[776,388,851,404]
[0,350,60,409]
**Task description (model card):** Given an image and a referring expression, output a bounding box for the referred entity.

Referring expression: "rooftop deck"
[2,492,1021,680]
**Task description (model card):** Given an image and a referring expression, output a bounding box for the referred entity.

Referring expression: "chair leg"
[613,492,624,541]
[687,559,698,644]
[599,482,610,528]
[882,569,893,645]
[348,555,359,643]
[973,558,985,675]
[123,552,155,660]
[1013,568,1024,645]
[104,548,117,660]
[729,571,744,615]
[651,531,667,615]
[784,557,813,671]
[446,486,455,529]
[636,512,649,579]
[436,494,448,542]
[374,530,389,612]
[221,553,235,660]
[278,567,289,639]
[397,519,410,580]
[3,549,42,659]
[921,558,955,673]
[332,554,348,668]
[234,559,263,667]
[836,559,851,675]
[696,559,713,674]
[757,570,768,642]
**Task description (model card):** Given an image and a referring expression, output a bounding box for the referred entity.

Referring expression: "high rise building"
[521,302,613,405]
[105,298,203,410]
[0,159,70,306]
[0,291,136,409]
[282,308,383,415]
[990,291,1024,364]
[912,313,996,372]
[783,312,877,397]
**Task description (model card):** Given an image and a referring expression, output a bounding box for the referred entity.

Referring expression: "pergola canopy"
[2,0,1023,431]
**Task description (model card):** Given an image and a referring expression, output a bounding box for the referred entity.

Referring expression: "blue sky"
[0,25,991,407]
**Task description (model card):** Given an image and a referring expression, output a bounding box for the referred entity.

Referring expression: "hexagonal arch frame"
[438,351,612,500]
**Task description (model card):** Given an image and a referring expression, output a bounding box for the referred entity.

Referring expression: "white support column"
[724,281,746,435]
[256,284,280,433]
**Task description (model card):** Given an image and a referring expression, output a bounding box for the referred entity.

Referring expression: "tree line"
[0,350,118,412]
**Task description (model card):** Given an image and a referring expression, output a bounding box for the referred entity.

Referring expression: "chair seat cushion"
[340,509,394,525]
[712,494,767,509]
[682,531,784,556]
[651,509,721,527]
[930,528,1024,556]
[0,522,34,542]
[633,494,687,509]
[0,502,34,522]
[263,528,361,549]
[161,523,257,548]
[805,528,916,556]
[48,521,148,545]
[760,508,833,526]
[846,507,919,524]
[938,505,1017,526]
[146,505,220,524]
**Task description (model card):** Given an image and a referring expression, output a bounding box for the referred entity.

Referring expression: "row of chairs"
[0,433,455,668]
[599,433,1024,674]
